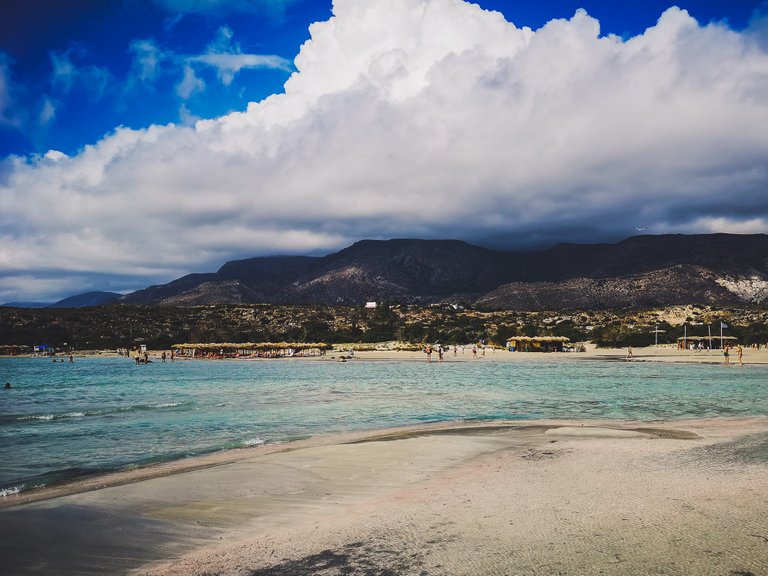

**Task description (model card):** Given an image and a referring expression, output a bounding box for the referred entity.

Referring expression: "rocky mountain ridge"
[118,234,768,310]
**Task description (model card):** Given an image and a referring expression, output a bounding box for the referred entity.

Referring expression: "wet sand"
[2,418,767,575]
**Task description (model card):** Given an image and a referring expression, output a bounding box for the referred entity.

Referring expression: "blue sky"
[0,1,329,158]
[1,0,768,302]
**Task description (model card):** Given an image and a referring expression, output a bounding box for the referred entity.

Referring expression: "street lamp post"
[687,322,703,352]
[651,325,666,354]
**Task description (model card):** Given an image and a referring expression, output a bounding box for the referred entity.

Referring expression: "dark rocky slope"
[120,234,768,309]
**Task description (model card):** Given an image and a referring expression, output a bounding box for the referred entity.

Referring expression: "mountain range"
[5,234,768,310]
[126,233,768,309]
[1,292,123,309]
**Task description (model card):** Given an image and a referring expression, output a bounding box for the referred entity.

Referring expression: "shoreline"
[3,350,766,508]
[3,351,767,574]
[2,416,766,575]
[3,344,768,364]
[0,416,763,505]
[2,412,763,509]
[0,418,684,508]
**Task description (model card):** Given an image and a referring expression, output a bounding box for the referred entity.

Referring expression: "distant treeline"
[1,303,767,349]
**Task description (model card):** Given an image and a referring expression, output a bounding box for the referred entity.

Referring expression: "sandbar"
[2,417,767,575]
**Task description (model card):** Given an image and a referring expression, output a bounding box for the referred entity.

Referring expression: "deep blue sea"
[1,356,766,495]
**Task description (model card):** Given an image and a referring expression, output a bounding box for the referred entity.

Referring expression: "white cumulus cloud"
[38,98,57,125]
[176,64,206,98]
[127,39,165,87]
[50,48,112,101]
[188,25,292,85]
[126,27,291,97]
[2,0,768,301]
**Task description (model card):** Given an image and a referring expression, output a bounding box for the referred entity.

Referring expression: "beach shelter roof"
[676,335,737,341]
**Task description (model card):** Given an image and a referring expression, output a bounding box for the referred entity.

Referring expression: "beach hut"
[506,336,570,352]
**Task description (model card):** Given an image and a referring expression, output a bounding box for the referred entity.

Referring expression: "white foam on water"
[0,484,24,497]
[18,414,54,421]
[242,438,265,447]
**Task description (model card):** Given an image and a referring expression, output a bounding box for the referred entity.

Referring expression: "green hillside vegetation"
[1,303,766,350]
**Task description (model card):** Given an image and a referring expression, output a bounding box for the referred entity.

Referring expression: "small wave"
[0,484,24,497]
[219,437,267,450]
[17,411,85,422]
[241,438,265,447]
[13,402,192,424]
[18,414,54,421]
[129,401,191,412]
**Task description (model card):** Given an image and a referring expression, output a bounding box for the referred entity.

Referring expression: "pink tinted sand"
[120,417,768,576]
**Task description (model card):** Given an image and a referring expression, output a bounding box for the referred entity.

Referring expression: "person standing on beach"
[626,347,633,360]
[425,344,432,363]
[723,344,730,366]
[736,344,743,366]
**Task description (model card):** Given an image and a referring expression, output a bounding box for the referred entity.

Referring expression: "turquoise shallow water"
[1,356,767,494]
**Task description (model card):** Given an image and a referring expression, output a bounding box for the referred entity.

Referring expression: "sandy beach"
[346,345,768,365]
[8,343,768,366]
[2,417,767,575]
